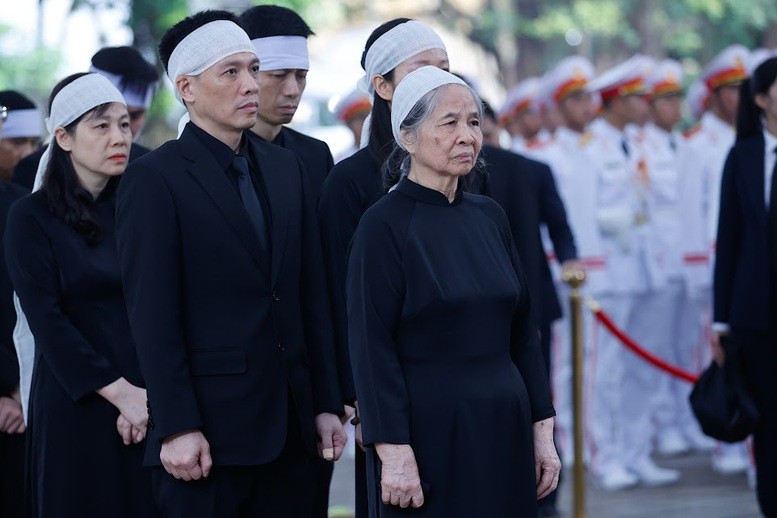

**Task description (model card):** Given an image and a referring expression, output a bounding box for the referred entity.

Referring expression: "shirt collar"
[187,121,243,171]
[763,127,777,154]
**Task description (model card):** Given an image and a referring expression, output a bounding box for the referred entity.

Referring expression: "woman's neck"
[408,164,458,202]
[74,166,109,199]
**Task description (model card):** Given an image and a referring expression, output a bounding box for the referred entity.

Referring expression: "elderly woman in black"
[4,73,153,517]
[347,66,561,517]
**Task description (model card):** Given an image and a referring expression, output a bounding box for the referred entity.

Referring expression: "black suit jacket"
[0,181,27,395]
[116,126,340,466]
[714,133,774,331]
[12,143,150,191]
[275,127,334,202]
[482,145,577,325]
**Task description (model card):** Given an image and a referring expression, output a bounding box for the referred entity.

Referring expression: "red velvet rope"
[589,302,700,384]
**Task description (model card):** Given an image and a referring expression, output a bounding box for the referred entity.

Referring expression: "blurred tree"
[0,24,62,107]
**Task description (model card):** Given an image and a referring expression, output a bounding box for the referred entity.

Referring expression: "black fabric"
[270,126,334,202]
[736,329,777,518]
[151,408,314,518]
[0,181,26,395]
[689,337,759,442]
[482,145,577,326]
[769,146,777,317]
[232,154,269,254]
[715,133,775,330]
[347,177,553,516]
[115,124,341,471]
[4,190,154,517]
[11,143,150,192]
[0,428,24,517]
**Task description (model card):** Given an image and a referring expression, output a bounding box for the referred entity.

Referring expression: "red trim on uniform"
[683,252,709,264]
[578,256,607,269]
[650,81,682,98]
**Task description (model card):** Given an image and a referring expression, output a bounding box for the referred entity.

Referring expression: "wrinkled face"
[0,135,40,181]
[403,84,483,179]
[57,102,131,183]
[257,68,308,126]
[374,48,450,103]
[650,94,683,130]
[179,52,260,133]
[559,90,594,133]
[126,105,148,138]
[755,78,777,128]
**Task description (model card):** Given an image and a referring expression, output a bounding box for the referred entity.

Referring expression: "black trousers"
[0,432,24,518]
[736,329,777,518]
[313,457,333,517]
[152,421,315,518]
[355,445,368,518]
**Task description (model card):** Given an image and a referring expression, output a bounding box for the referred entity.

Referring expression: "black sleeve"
[318,167,364,404]
[538,163,577,263]
[713,147,742,325]
[297,156,343,415]
[115,164,203,441]
[347,211,410,445]
[10,149,41,192]
[493,204,555,422]
[4,205,120,401]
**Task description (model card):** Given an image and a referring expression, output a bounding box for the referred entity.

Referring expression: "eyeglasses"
[0,105,7,122]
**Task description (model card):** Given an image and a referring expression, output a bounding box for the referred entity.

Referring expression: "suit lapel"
[247,137,288,283]
[178,128,269,275]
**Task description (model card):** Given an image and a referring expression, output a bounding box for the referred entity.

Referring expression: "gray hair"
[382,83,485,191]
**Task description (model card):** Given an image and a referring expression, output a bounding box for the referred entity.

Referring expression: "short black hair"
[361,18,412,70]
[158,10,240,73]
[92,46,159,84]
[239,5,313,40]
[0,90,36,110]
[480,97,496,122]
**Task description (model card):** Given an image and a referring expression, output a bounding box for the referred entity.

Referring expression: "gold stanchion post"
[562,268,586,518]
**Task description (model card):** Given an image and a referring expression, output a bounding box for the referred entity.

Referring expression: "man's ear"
[373,75,394,103]
[54,127,73,152]
[177,76,195,105]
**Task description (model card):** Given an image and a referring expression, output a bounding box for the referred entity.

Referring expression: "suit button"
[272,291,280,302]
[277,343,284,350]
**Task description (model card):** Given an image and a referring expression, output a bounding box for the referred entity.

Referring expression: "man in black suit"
[239,6,334,202]
[12,46,158,191]
[115,11,344,517]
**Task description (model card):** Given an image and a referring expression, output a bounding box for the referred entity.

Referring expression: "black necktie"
[669,136,677,152]
[621,137,630,157]
[233,154,269,250]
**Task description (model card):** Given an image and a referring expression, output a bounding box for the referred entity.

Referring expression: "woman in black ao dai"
[347,67,561,517]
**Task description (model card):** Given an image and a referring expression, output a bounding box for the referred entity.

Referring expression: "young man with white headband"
[12,46,159,191]
[0,91,41,182]
[239,5,334,202]
[115,10,344,517]
[317,18,449,518]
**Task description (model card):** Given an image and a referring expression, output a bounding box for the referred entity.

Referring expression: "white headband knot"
[34,73,125,191]
[167,20,257,101]
[391,66,467,150]
[252,36,309,71]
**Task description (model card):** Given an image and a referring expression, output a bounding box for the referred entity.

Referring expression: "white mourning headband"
[166,20,256,101]
[357,20,447,98]
[252,36,309,71]
[1,109,42,139]
[33,73,126,191]
[391,66,467,150]
[89,65,156,109]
